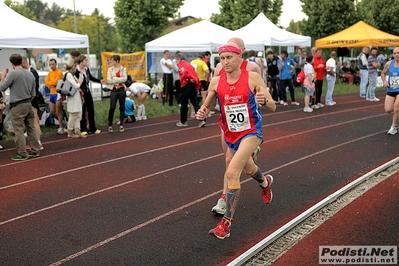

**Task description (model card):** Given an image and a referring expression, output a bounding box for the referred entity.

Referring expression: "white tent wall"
[233,13,311,47]
[0,2,89,49]
[145,20,264,75]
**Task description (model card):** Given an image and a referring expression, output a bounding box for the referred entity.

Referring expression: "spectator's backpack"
[296,70,305,84]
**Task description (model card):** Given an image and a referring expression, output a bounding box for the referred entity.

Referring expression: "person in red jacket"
[312,48,327,108]
[175,53,206,128]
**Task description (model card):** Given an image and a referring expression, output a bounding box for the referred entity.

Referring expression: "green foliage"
[55,15,117,57]
[299,0,358,43]
[45,3,65,25]
[5,0,36,20]
[211,0,283,30]
[24,0,48,18]
[114,0,184,52]
[357,0,399,36]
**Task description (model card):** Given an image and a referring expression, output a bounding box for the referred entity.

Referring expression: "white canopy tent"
[233,13,311,47]
[0,1,89,49]
[145,20,264,53]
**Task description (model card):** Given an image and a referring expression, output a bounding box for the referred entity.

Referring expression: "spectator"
[277,50,300,106]
[377,51,386,71]
[247,50,264,75]
[22,56,44,150]
[293,48,304,86]
[257,51,268,84]
[366,47,381,102]
[312,48,327,109]
[175,53,205,128]
[63,60,86,138]
[337,62,354,85]
[45,59,65,134]
[358,46,369,98]
[0,54,40,160]
[127,82,151,120]
[172,51,181,105]
[123,91,136,123]
[101,55,127,133]
[303,55,315,112]
[325,51,337,106]
[266,50,280,103]
[191,53,210,105]
[75,54,102,135]
[349,60,361,84]
[160,50,174,106]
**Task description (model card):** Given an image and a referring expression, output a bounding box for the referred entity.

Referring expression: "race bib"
[390,76,399,89]
[225,103,250,132]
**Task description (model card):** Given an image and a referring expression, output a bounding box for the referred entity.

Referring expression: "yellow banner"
[101,51,146,81]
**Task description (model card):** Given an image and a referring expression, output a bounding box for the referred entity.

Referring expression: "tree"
[357,0,399,36]
[114,0,184,52]
[24,0,48,18]
[299,0,358,42]
[4,0,36,20]
[56,15,118,57]
[286,20,301,34]
[45,2,65,25]
[210,0,283,30]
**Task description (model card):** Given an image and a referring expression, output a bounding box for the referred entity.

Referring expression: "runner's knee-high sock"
[224,184,241,222]
[251,167,268,187]
[141,104,146,116]
[137,105,143,117]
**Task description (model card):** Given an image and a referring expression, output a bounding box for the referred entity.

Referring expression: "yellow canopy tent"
[315,21,399,48]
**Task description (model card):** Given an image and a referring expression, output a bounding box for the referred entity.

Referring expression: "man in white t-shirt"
[325,51,337,106]
[160,50,174,106]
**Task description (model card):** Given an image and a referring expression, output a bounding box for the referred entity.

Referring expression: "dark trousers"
[108,88,126,126]
[180,83,200,124]
[163,73,174,106]
[81,90,97,132]
[315,79,323,104]
[279,78,296,102]
[174,80,181,105]
[270,76,280,101]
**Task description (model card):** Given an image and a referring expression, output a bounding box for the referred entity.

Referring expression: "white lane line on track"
[0,104,383,170]
[47,130,385,266]
[0,153,222,226]
[0,112,386,192]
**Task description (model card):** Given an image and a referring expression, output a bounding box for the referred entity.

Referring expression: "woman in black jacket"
[75,54,101,135]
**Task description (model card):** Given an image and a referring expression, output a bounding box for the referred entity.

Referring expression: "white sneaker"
[317,103,324,108]
[279,100,284,105]
[303,106,313,112]
[283,102,288,106]
[137,116,142,121]
[311,104,320,109]
[211,198,226,215]
[142,116,147,120]
[176,121,188,127]
[214,104,220,111]
[371,98,380,102]
[331,101,336,105]
[291,101,300,106]
[325,102,335,106]
[387,126,397,135]
[190,111,196,118]
[57,128,65,134]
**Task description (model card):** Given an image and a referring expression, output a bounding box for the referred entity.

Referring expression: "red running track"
[0,90,398,265]
[273,172,399,266]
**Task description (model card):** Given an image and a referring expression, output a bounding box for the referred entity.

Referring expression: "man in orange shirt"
[45,59,65,134]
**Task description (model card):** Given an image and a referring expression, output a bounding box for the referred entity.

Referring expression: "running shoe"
[211,198,226,215]
[176,121,188,127]
[198,121,206,128]
[81,131,88,136]
[387,126,397,135]
[11,154,28,161]
[57,128,65,135]
[28,151,40,158]
[291,101,300,106]
[261,174,274,204]
[94,129,101,134]
[209,219,231,239]
[251,146,261,162]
